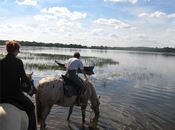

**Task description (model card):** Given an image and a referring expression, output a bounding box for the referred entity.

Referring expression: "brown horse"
[35,76,100,130]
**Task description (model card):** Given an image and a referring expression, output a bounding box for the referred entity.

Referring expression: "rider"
[0,40,37,130]
[65,52,88,104]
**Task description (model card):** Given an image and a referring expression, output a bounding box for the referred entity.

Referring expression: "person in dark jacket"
[0,40,37,130]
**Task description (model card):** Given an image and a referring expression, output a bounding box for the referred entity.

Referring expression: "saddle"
[61,75,80,97]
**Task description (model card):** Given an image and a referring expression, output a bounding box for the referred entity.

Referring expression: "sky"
[0,0,175,47]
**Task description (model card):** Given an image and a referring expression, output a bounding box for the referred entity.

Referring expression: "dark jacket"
[0,53,37,130]
[0,53,29,100]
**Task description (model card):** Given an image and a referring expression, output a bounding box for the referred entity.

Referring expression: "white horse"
[0,103,28,130]
[36,76,100,130]
[0,73,37,130]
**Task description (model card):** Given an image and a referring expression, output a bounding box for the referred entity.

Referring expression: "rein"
[25,72,37,97]
[27,79,36,96]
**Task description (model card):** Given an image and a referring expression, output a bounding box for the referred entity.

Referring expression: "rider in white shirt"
[65,52,88,104]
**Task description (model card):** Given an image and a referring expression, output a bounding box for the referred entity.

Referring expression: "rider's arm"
[18,59,30,91]
[82,68,88,80]
[18,60,28,82]
[79,60,88,80]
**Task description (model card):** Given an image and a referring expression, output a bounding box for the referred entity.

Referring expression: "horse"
[0,103,29,130]
[0,72,37,130]
[35,76,100,130]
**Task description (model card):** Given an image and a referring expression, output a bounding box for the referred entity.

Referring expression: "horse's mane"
[39,76,59,84]
[84,80,98,100]
[87,80,96,91]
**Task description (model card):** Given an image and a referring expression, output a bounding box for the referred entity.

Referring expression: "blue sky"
[0,0,175,47]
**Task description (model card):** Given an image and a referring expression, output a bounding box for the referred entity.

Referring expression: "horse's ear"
[29,72,33,77]
[27,72,33,78]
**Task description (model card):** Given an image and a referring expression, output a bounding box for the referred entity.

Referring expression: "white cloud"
[150,11,166,18]
[91,29,104,36]
[136,34,149,40]
[168,13,175,19]
[31,6,88,36]
[104,0,138,4]
[139,11,166,18]
[168,28,175,33]
[138,11,175,19]
[1,4,174,47]
[138,13,149,17]
[104,0,152,4]
[16,0,37,6]
[94,18,131,29]
[41,7,70,15]
[56,19,73,27]
[109,34,118,38]
[34,14,57,22]
[0,23,35,32]
[41,7,87,20]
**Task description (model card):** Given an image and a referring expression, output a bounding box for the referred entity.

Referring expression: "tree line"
[0,40,175,53]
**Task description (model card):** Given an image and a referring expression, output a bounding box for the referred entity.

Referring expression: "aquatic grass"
[28,53,71,60]
[0,53,5,57]
[82,56,119,67]
[1,52,119,70]
[18,56,35,60]
[0,54,5,60]
[26,52,119,67]
[25,63,65,70]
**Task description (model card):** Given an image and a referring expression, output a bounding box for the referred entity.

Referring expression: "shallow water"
[1,46,175,130]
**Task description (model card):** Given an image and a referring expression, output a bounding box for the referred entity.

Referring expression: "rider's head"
[73,52,80,59]
[6,40,20,55]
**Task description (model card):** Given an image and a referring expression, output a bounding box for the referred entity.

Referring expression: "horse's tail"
[35,85,42,124]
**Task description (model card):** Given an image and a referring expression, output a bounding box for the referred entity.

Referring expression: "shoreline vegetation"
[22,53,119,70]
[0,40,175,53]
[0,51,119,70]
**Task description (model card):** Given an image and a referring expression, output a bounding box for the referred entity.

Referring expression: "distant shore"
[1,40,175,53]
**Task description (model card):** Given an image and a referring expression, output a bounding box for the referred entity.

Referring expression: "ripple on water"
[95,78,175,130]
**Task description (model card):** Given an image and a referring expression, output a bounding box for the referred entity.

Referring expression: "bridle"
[23,73,37,97]
[27,79,37,97]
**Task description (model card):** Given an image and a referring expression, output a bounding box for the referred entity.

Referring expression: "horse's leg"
[81,104,87,124]
[40,105,52,130]
[67,105,74,121]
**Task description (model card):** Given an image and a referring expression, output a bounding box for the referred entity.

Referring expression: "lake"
[1,46,175,130]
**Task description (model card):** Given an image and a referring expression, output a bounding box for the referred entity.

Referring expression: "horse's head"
[84,80,100,117]
[23,72,37,97]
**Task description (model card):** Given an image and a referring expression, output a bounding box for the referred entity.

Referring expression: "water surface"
[1,46,175,130]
